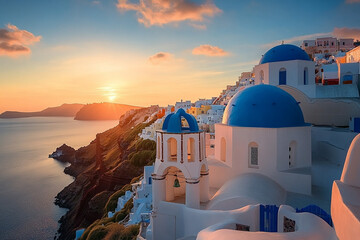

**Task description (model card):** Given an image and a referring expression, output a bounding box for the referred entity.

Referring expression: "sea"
[0,117,119,240]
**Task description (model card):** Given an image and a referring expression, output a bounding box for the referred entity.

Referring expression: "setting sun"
[108,94,116,102]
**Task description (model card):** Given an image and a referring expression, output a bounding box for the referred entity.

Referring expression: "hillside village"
[73,38,360,240]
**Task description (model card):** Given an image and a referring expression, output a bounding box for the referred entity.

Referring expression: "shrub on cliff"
[135,139,156,151]
[129,150,155,167]
[82,198,135,240]
[85,225,109,240]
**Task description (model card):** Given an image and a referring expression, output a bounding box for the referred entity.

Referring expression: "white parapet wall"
[152,202,259,240]
[197,205,337,240]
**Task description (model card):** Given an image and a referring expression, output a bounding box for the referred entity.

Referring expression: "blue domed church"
[253,44,316,97]
[211,84,312,195]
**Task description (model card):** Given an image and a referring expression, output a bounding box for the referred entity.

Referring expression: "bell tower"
[152,108,209,211]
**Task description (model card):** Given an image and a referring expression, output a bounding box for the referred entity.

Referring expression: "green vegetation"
[81,198,136,240]
[121,120,156,148]
[80,121,157,240]
[130,150,156,167]
[136,139,156,151]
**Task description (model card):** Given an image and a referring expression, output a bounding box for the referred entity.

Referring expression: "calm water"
[0,117,118,240]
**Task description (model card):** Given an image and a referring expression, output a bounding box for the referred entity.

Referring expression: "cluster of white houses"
[78,42,360,240]
[144,43,360,240]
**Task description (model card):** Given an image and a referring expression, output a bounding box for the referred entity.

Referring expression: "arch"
[163,166,186,203]
[260,70,264,83]
[248,142,259,168]
[187,137,195,162]
[167,138,177,162]
[304,67,309,85]
[220,137,226,162]
[289,141,297,168]
[157,135,161,159]
[279,68,286,85]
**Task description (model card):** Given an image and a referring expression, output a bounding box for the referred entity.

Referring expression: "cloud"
[0,24,41,57]
[148,52,173,64]
[188,23,207,30]
[192,44,229,57]
[333,27,360,40]
[345,0,360,3]
[116,0,221,27]
[262,32,332,49]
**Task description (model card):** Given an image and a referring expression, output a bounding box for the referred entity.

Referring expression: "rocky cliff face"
[74,103,143,120]
[53,106,159,240]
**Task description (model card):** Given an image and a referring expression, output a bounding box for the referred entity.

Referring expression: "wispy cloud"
[148,52,173,65]
[116,0,222,28]
[262,32,332,49]
[333,27,360,40]
[192,44,229,57]
[0,24,41,57]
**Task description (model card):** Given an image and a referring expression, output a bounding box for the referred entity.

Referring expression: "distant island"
[0,104,84,118]
[0,102,143,121]
[74,103,142,120]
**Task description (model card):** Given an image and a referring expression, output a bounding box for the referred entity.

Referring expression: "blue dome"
[162,108,200,133]
[260,44,311,64]
[222,85,309,128]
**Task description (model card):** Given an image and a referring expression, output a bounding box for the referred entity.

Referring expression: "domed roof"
[162,108,200,133]
[260,44,311,64]
[222,84,309,128]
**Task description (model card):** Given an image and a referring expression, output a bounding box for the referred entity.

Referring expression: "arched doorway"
[164,166,186,204]
[279,68,286,85]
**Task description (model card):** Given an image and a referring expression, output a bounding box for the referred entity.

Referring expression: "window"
[304,67,308,85]
[304,43,308,47]
[260,70,264,83]
[279,68,286,85]
[248,142,259,168]
[167,138,177,162]
[187,138,195,162]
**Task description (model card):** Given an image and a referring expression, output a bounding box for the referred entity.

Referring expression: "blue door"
[279,70,286,85]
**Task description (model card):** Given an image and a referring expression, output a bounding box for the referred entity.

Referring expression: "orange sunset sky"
[1,0,360,113]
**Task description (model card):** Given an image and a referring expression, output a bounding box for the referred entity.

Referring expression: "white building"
[331,133,360,240]
[212,84,312,195]
[346,45,360,63]
[128,166,154,225]
[195,98,214,107]
[254,44,359,99]
[146,86,333,240]
[140,118,163,141]
[175,100,192,111]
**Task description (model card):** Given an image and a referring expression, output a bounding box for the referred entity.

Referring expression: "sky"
[1,0,360,113]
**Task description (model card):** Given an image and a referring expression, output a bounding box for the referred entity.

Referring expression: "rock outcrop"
[54,106,159,240]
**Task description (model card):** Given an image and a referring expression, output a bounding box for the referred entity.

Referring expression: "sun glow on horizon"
[99,86,117,102]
